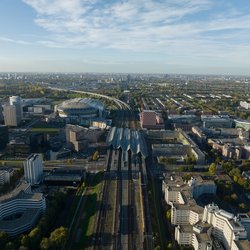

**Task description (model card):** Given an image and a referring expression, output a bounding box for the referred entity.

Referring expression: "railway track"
[127,150,135,250]
[93,149,113,250]
[138,155,154,250]
[113,149,122,250]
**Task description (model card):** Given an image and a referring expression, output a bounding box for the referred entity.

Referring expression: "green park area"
[31,127,60,133]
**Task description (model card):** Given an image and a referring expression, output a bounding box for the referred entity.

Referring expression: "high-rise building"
[9,96,22,120]
[3,105,21,126]
[24,154,43,185]
[0,125,9,149]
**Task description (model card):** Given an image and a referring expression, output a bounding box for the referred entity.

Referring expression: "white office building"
[202,204,247,250]
[163,175,250,249]
[24,154,43,185]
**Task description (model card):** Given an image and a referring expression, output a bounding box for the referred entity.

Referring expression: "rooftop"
[234,240,250,250]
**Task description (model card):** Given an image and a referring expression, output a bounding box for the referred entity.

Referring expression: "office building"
[175,223,213,250]
[0,125,9,149]
[24,154,43,185]
[65,124,104,152]
[203,204,247,250]
[201,115,233,128]
[0,170,11,184]
[140,110,164,129]
[9,95,22,119]
[163,175,216,226]
[3,105,21,127]
[0,182,45,236]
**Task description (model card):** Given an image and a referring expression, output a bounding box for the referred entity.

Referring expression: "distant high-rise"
[9,96,22,120]
[3,105,21,127]
[24,154,43,185]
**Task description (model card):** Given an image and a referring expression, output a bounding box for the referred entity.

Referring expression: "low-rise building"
[0,170,11,184]
[140,110,164,129]
[203,203,247,250]
[192,126,207,144]
[163,174,216,226]
[240,101,250,110]
[201,115,233,128]
[66,124,104,152]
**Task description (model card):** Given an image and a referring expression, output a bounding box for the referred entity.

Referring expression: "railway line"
[93,107,152,250]
[93,148,113,250]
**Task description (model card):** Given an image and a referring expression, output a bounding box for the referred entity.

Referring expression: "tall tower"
[24,154,43,185]
[9,96,22,120]
[3,105,21,126]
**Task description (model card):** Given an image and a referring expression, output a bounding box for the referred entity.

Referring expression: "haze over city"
[0,0,250,74]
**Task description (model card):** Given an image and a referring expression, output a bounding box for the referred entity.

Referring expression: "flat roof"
[234,240,250,250]
[0,182,30,203]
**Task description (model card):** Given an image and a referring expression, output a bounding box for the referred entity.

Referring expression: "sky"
[0,0,250,74]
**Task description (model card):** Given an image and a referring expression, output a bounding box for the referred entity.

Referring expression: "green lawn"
[31,127,60,132]
[0,160,23,167]
[72,172,103,250]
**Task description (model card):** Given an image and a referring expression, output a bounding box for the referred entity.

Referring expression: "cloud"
[0,36,31,45]
[18,0,250,66]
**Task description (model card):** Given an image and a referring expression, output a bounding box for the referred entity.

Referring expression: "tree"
[49,227,68,249]
[40,237,50,250]
[0,231,8,247]
[4,242,15,250]
[182,174,191,182]
[28,227,41,249]
[20,234,30,247]
[222,161,234,173]
[209,163,216,175]
[229,168,241,177]
[231,193,238,201]
[92,151,99,161]
[154,246,160,250]
[233,175,238,183]
[166,243,174,249]
[239,203,247,210]
[166,209,171,221]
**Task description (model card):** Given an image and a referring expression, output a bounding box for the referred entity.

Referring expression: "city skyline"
[0,0,250,75]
